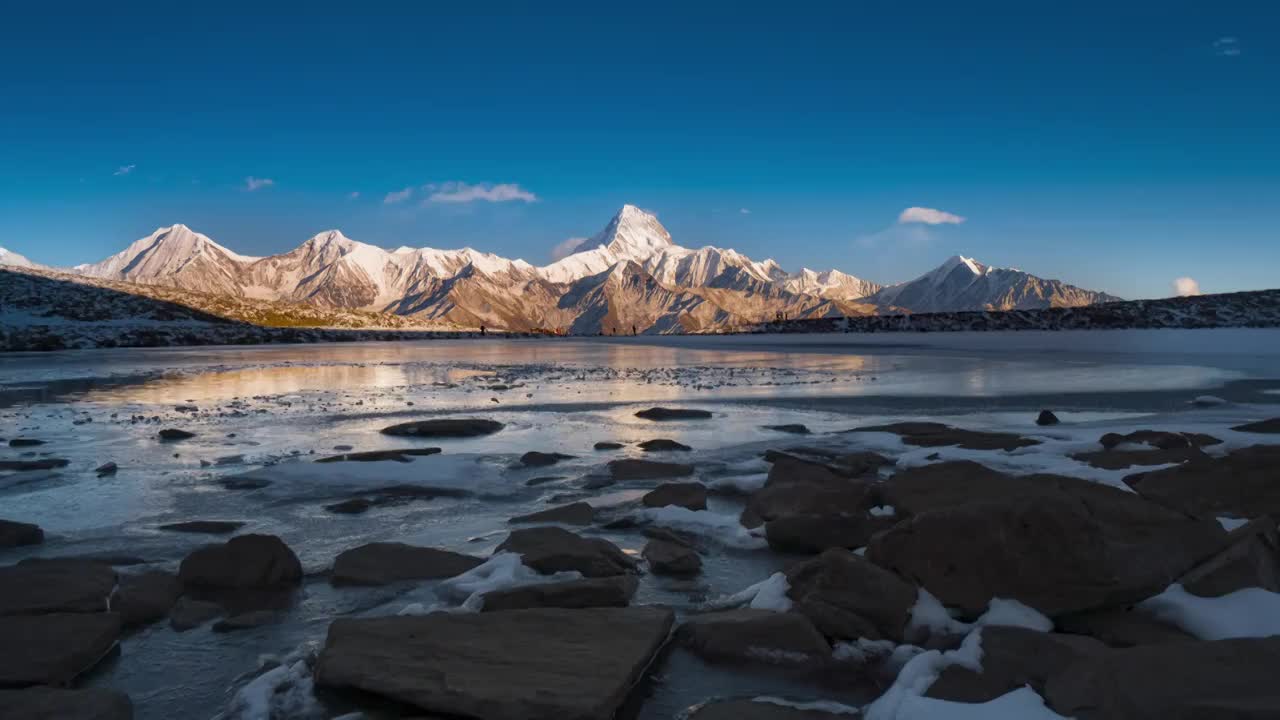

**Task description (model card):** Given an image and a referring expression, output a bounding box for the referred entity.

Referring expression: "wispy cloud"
[898,206,966,225]
[244,176,275,191]
[856,223,934,250]
[1213,36,1241,56]
[1173,277,1202,296]
[383,187,414,204]
[427,181,538,204]
[347,191,360,200]
[550,236,589,261]
[739,208,751,215]
[113,164,136,176]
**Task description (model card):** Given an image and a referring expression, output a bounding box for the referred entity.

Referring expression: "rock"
[314,448,441,463]
[379,418,503,438]
[1072,446,1208,470]
[1045,637,1280,719]
[641,482,707,510]
[0,612,121,685]
[8,438,45,447]
[110,571,182,628]
[676,609,830,664]
[496,527,635,577]
[582,476,617,490]
[635,407,713,421]
[510,502,595,526]
[520,451,574,467]
[1056,607,1195,647]
[764,513,894,554]
[18,554,145,568]
[0,687,133,720]
[157,520,245,535]
[639,438,691,452]
[315,607,674,720]
[525,475,563,487]
[594,441,624,450]
[1233,418,1280,434]
[219,477,270,490]
[1099,430,1221,450]
[1036,410,1060,426]
[764,424,812,435]
[95,461,118,476]
[480,576,639,611]
[1177,516,1280,596]
[157,429,195,441]
[742,456,876,528]
[331,543,484,586]
[323,498,371,514]
[178,534,303,590]
[213,610,279,633]
[689,699,851,719]
[0,561,116,615]
[0,519,43,548]
[0,458,70,471]
[785,549,917,642]
[849,421,1040,451]
[643,539,702,576]
[608,458,695,480]
[169,598,223,631]
[926,626,1105,703]
[868,491,1225,616]
[1126,445,1280,518]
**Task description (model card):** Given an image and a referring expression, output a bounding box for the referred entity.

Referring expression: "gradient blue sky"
[1,1,1276,298]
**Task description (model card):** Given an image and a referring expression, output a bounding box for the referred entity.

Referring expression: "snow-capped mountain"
[0,246,41,270]
[866,255,1122,313]
[8,207,1119,334]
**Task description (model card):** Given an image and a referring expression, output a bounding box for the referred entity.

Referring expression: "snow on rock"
[708,472,769,494]
[638,506,767,549]
[225,645,325,720]
[437,552,582,611]
[1137,583,1280,640]
[974,598,1053,632]
[908,591,1052,637]
[871,687,1069,720]
[864,629,985,719]
[704,572,794,612]
[1217,516,1250,532]
[750,696,863,715]
[870,505,897,517]
[1191,395,1228,407]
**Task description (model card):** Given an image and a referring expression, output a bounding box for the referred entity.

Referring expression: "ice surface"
[639,506,767,549]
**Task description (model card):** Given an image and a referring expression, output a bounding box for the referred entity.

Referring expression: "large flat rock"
[0,686,133,720]
[315,606,674,720]
[0,561,116,616]
[330,542,483,586]
[0,613,122,686]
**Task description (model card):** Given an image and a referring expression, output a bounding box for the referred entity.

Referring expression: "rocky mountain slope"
[5,205,1122,335]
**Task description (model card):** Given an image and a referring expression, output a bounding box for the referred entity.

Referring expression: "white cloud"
[739,208,751,215]
[1214,36,1241,56]
[347,191,360,199]
[383,187,414,204]
[113,164,135,176]
[898,206,966,225]
[856,223,934,250]
[551,236,589,261]
[1173,277,1202,297]
[427,181,538,204]
[244,176,275,191]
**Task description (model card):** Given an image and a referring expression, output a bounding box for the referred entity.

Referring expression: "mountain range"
[0,205,1120,334]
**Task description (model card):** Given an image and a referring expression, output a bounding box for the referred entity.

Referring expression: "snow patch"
[708,472,768,494]
[1217,516,1249,532]
[225,645,324,720]
[1137,583,1280,640]
[639,506,767,549]
[704,572,794,612]
[437,552,582,611]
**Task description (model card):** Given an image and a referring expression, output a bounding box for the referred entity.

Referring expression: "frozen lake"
[2,329,1279,719]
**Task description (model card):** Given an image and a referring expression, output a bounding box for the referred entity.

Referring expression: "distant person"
[632,324,637,336]
[480,324,486,336]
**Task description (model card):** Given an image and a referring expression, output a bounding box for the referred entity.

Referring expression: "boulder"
[315,447,441,463]
[1233,418,1280,434]
[675,609,830,664]
[157,520,245,535]
[642,482,707,511]
[496,527,636,577]
[594,441,624,450]
[212,610,279,633]
[1036,410,1060,426]
[762,449,892,479]
[520,451,574,467]
[169,598,223,632]
[0,519,42,548]
[689,699,852,719]
[868,492,1225,616]
[1126,445,1280,518]
[480,576,639,611]
[639,438,691,452]
[608,458,695,480]
[379,418,503,438]
[1055,607,1195,648]
[785,549,917,642]
[849,421,1040,451]
[926,626,1105,703]
[510,502,596,526]
[635,407,712,421]
[157,429,195,441]
[643,539,702,576]
[525,475,564,487]
[95,461,119,476]
[742,457,876,528]
[0,686,133,720]
[764,513,894,554]
[331,542,484,586]
[178,534,303,590]
[1072,446,1207,470]
[110,571,182,628]
[0,612,121,686]
[0,561,116,616]
[8,438,45,447]
[764,424,812,435]
[0,458,70,471]
[1099,430,1222,450]
[1045,637,1280,719]
[323,498,371,514]
[1177,516,1280,597]
[315,607,674,720]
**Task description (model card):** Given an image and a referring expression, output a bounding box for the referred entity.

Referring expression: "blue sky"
[1,1,1275,298]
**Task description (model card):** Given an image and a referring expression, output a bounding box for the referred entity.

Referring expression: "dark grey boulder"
[642,482,707,511]
[0,519,43,548]
[0,612,122,686]
[380,418,503,438]
[496,527,635,577]
[158,520,245,535]
[642,539,701,576]
[509,502,596,526]
[0,686,132,720]
[330,542,483,586]
[480,575,638,611]
[0,561,116,616]
[178,534,302,590]
[111,571,182,628]
[635,407,712,421]
[675,609,830,665]
[608,458,695,480]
